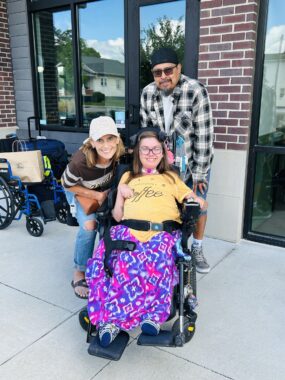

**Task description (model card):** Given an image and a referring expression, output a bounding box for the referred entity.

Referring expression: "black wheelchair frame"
[0,158,68,236]
[78,190,200,361]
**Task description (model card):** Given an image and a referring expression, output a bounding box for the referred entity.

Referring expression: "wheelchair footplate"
[88,331,130,361]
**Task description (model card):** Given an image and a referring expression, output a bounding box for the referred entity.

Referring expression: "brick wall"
[0,0,16,129]
[198,0,259,150]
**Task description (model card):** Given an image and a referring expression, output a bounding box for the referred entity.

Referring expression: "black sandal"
[71,279,89,299]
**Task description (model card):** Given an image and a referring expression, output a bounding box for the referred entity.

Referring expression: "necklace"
[142,167,157,175]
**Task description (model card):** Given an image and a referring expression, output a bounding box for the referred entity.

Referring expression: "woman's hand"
[118,184,133,200]
[97,190,109,205]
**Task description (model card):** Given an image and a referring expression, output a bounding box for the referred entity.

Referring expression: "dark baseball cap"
[150,47,179,68]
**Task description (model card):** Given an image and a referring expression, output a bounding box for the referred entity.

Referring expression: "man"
[140,47,214,273]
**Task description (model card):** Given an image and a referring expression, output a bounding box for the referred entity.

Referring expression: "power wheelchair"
[0,158,68,236]
[78,175,200,361]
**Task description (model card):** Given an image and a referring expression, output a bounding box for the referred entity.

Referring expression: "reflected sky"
[266,0,285,54]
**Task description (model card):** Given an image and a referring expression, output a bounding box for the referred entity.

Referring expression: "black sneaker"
[191,245,210,274]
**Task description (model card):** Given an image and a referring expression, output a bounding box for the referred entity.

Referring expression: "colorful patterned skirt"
[85,225,181,331]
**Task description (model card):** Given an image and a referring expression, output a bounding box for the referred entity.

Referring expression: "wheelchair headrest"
[129,127,167,148]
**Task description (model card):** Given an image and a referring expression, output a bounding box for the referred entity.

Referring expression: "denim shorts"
[186,170,211,216]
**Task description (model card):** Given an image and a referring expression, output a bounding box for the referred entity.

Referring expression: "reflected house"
[82,56,125,100]
[262,52,285,141]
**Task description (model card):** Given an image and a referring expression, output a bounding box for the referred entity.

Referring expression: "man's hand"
[193,182,208,195]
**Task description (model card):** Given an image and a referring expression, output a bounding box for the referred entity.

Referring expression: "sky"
[265,0,285,54]
[54,0,185,62]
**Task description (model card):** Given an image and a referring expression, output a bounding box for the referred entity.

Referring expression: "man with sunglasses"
[140,47,214,274]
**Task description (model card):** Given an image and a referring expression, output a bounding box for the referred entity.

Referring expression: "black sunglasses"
[152,64,178,78]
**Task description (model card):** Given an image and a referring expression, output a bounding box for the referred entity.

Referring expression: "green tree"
[140,16,185,88]
[54,28,100,93]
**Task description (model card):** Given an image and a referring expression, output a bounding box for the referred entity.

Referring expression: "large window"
[245,0,285,246]
[78,0,125,128]
[34,9,75,127]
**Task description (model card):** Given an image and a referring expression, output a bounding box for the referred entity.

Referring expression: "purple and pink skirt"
[85,225,180,331]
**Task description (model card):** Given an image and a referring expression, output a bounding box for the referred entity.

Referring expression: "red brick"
[201,0,223,9]
[214,126,227,134]
[200,35,221,44]
[208,77,230,85]
[234,22,256,32]
[211,25,233,34]
[200,17,222,27]
[200,27,210,36]
[216,134,238,142]
[223,0,247,6]
[201,10,211,18]
[213,141,226,149]
[243,68,254,76]
[223,14,245,24]
[246,31,257,41]
[206,85,219,94]
[241,102,251,110]
[209,43,232,52]
[199,52,220,61]
[245,50,256,59]
[199,61,208,69]
[210,94,229,101]
[230,94,251,102]
[217,118,239,126]
[222,32,246,42]
[246,13,257,22]
[220,68,243,76]
[231,77,252,85]
[218,102,240,110]
[209,60,231,68]
[221,51,244,59]
[240,119,251,127]
[232,59,253,68]
[242,85,252,93]
[239,136,248,143]
[228,127,249,135]
[233,41,255,50]
[213,110,227,118]
[227,143,248,150]
[199,45,209,53]
[235,4,258,14]
[198,69,219,77]
[229,111,250,119]
[212,7,234,17]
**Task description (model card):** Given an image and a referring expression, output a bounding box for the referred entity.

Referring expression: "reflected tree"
[140,16,184,89]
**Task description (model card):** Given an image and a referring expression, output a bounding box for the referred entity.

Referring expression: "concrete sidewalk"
[0,219,284,380]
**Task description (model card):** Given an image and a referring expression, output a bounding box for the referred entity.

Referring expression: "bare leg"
[193,214,207,240]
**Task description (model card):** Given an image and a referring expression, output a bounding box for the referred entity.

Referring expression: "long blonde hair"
[80,137,125,168]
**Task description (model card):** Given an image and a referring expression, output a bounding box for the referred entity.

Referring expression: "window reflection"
[78,0,125,128]
[258,1,285,146]
[140,0,185,90]
[34,10,75,126]
[251,152,285,238]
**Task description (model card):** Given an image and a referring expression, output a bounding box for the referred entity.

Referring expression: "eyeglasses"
[152,65,178,78]
[139,146,162,155]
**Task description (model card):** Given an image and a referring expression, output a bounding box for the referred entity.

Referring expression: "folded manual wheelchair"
[0,158,68,236]
[78,182,200,361]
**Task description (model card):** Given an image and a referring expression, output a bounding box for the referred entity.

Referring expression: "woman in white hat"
[62,116,124,299]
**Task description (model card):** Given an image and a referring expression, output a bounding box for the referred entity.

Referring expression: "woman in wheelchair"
[85,128,207,347]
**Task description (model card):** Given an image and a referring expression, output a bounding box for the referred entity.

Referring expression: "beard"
[161,88,173,96]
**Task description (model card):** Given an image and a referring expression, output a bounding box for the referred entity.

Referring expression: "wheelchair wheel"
[56,205,68,224]
[26,217,44,237]
[172,316,196,345]
[0,176,15,229]
[79,307,96,334]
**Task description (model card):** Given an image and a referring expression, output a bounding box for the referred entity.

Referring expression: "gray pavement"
[0,219,284,380]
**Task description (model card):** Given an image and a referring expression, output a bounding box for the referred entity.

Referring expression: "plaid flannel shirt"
[140,74,214,184]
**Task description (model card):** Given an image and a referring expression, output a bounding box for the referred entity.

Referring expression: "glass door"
[126,0,200,143]
[244,0,285,246]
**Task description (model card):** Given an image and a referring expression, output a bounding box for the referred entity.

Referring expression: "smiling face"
[152,62,182,93]
[91,134,119,164]
[139,137,163,170]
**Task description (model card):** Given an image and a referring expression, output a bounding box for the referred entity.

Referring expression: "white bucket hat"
[84,116,119,143]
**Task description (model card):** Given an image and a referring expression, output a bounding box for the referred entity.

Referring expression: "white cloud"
[265,25,285,54]
[86,38,124,62]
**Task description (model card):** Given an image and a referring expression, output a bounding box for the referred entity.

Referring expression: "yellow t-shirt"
[119,171,192,242]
